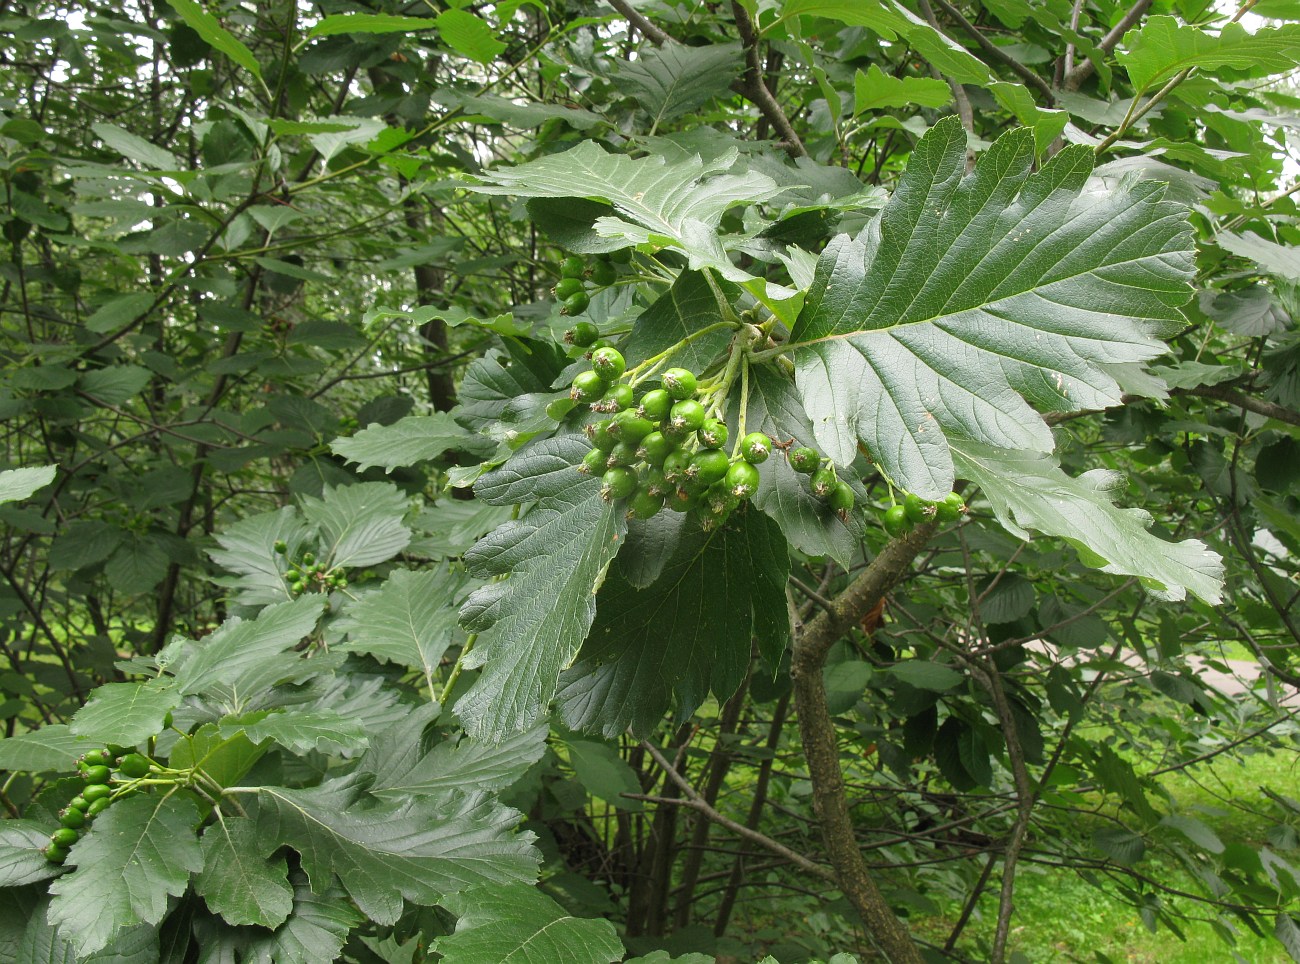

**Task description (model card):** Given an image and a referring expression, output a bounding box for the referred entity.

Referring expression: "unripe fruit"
[936,491,965,522]
[570,371,607,404]
[637,431,675,467]
[50,828,78,848]
[82,765,110,785]
[116,754,151,779]
[44,843,68,864]
[698,419,728,450]
[566,321,600,347]
[790,446,820,473]
[560,255,585,279]
[662,450,691,485]
[638,389,673,422]
[86,797,111,817]
[741,432,772,464]
[883,504,911,537]
[669,399,706,432]
[609,410,654,442]
[601,467,638,501]
[546,398,574,421]
[829,481,855,513]
[687,449,731,487]
[706,485,740,515]
[642,467,671,497]
[666,488,696,512]
[82,784,111,803]
[274,540,288,555]
[810,467,837,499]
[59,807,85,830]
[589,421,618,452]
[598,383,634,412]
[661,368,697,400]
[903,492,935,526]
[562,291,590,316]
[628,489,665,520]
[725,460,761,499]
[590,259,617,287]
[591,347,626,380]
[80,749,110,767]
[554,277,585,300]
[580,448,607,475]
[606,441,640,468]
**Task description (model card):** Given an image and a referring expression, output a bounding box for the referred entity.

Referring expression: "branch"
[606,0,671,46]
[729,2,807,158]
[1173,384,1300,428]
[1063,0,1153,91]
[928,0,1056,105]
[792,524,937,964]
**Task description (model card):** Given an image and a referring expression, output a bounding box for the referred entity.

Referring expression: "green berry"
[567,321,600,347]
[591,347,626,380]
[50,827,78,848]
[570,370,607,404]
[273,540,287,555]
[790,446,820,474]
[580,448,608,475]
[662,450,692,485]
[588,420,618,452]
[936,491,965,522]
[741,432,772,464]
[606,440,640,468]
[562,291,591,316]
[669,399,706,432]
[68,796,89,812]
[44,843,69,864]
[698,419,728,450]
[666,488,696,512]
[82,784,111,803]
[80,749,110,768]
[59,807,85,830]
[637,431,676,467]
[883,504,912,537]
[598,383,634,413]
[706,484,740,515]
[637,389,673,422]
[662,368,697,400]
[590,259,618,286]
[903,492,936,526]
[609,410,655,442]
[82,765,110,785]
[560,255,586,279]
[116,754,151,779]
[725,460,761,500]
[687,449,731,487]
[628,489,665,520]
[829,481,855,513]
[642,467,671,498]
[302,551,314,566]
[810,467,837,499]
[86,797,111,817]
[554,276,585,300]
[601,467,638,501]
[336,577,349,590]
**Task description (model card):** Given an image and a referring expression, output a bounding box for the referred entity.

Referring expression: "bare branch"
[605,0,671,45]
[1064,0,1153,91]
[730,2,807,158]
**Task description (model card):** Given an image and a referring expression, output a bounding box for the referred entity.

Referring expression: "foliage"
[1,1,1299,962]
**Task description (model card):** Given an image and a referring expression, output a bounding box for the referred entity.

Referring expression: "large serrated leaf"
[47,796,203,956]
[257,779,539,925]
[454,342,569,438]
[0,725,93,774]
[0,466,55,506]
[330,413,493,473]
[69,679,180,746]
[789,117,1194,500]
[435,883,624,963]
[207,506,311,608]
[195,818,293,928]
[622,271,734,375]
[455,438,627,740]
[557,511,789,738]
[300,482,411,568]
[951,440,1224,603]
[0,821,61,888]
[240,709,371,755]
[1117,16,1300,92]
[175,595,325,698]
[241,871,362,964]
[367,725,547,800]
[610,42,741,127]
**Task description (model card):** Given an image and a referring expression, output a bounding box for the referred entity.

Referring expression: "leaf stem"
[439,632,477,704]
[626,321,737,387]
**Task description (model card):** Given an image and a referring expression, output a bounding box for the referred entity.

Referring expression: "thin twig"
[1064,0,1153,91]
[929,0,1056,104]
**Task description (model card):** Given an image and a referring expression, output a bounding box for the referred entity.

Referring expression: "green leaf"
[1117,16,1300,92]
[0,725,91,774]
[85,293,154,334]
[1275,913,1300,963]
[854,64,951,112]
[331,413,491,473]
[1091,826,1146,865]
[409,500,516,560]
[11,894,157,963]
[166,724,266,791]
[0,821,61,887]
[366,722,548,800]
[622,271,734,376]
[90,123,180,170]
[454,341,569,440]
[175,595,325,697]
[889,660,964,692]
[455,436,628,740]
[0,466,54,506]
[241,871,363,963]
[300,482,412,568]
[557,511,789,738]
[79,366,152,405]
[1160,814,1225,854]
[207,506,310,607]
[256,779,539,925]
[1199,285,1289,336]
[435,9,506,64]
[47,795,203,956]
[611,43,741,127]
[1217,230,1300,281]
[435,883,624,963]
[565,739,643,811]
[988,82,1067,153]
[308,13,435,37]
[195,817,293,928]
[790,118,1194,500]
[164,0,263,80]
[978,572,1035,623]
[240,709,371,755]
[951,440,1224,604]
[69,679,181,746]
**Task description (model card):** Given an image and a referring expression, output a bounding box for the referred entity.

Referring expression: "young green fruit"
[669,399,706,432]
[44,843,69,864]
[590,347,626,380]
[82,765,111,785]
[606,440,640,468]
[560,255,585,279]
[789,446,820,474]
[810,467,837,499]
[80,749,110,768]
[580,447,608,475]
[597,383,634,413]
[903,492,936,526]
[590,259,618,287]
[50,827,78,848]
[570,371,607,404]
[562,290,591,316]
[662,450,692,485]
[59,807,86,830]
[935,491,965,522]
[829,481,855,513]
[637,431,675,467]
[82,784,111,803]
[687,449,731,487]
[546,398,575,422]
[661,368,697,400]
[628,489,665,520]
[666,488,696,512]
[116,754,151,779]
[706,484,740,516]
[554,276,585,300]
[86,797,111,817]
[588,420,618,452]
[273,540,287,555]
[566,320,600,347]
[67,796,89,813]
[741,432,772,464]
[883,504,912,537]
[642,467,671,498]
[601,467,638,501]
[609,410,654,442]
[725,460,761,499]
[698,419,728,450]
[637,389,673,422]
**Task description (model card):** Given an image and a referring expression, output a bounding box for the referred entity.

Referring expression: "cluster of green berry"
[554,252,622,317]
[560,348,772,529]
[881,491,966,536]
[274,542,347,593]
[786,445,856,517]
[45,749,153,863]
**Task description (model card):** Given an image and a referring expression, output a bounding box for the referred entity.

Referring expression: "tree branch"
[606,0,671,46]
[729,2,807,158]
[928,0,1056,105]
[1173,384,1300,427]
[1063,0,1153,91]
